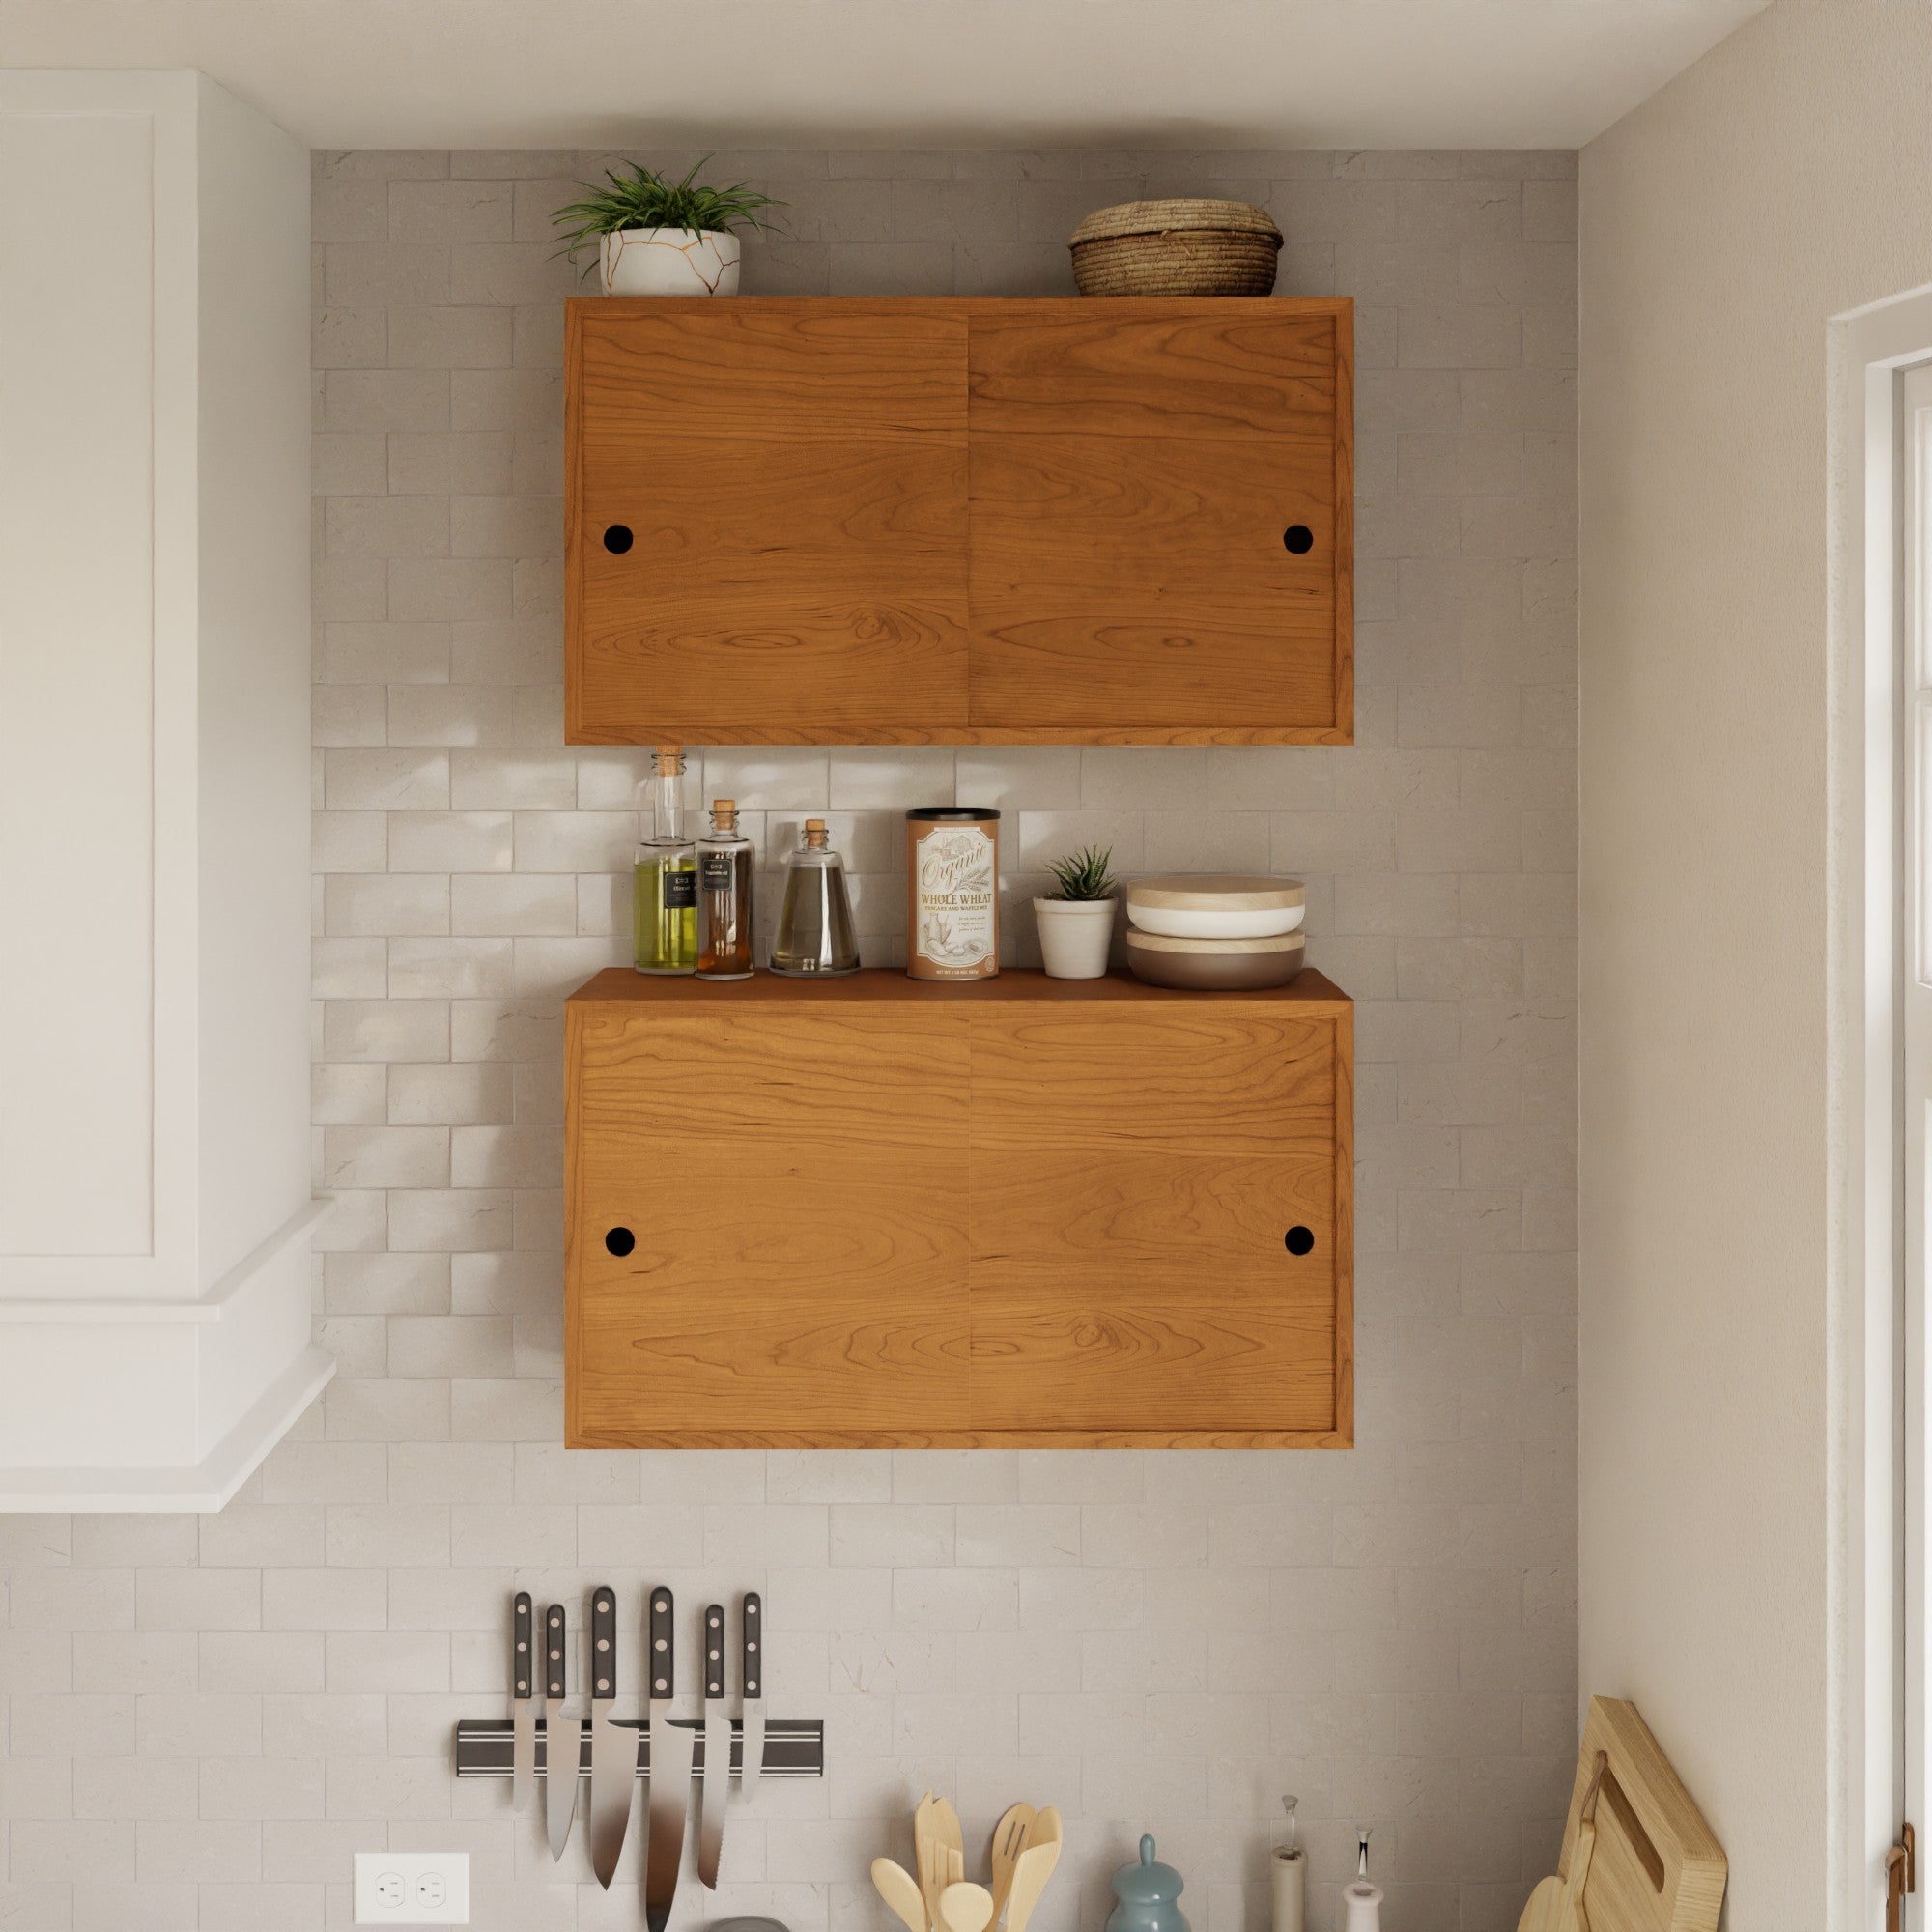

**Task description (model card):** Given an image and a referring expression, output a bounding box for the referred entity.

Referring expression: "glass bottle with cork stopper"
[634,746,696,975]
[696,798,754,980]
[771,819,859,977]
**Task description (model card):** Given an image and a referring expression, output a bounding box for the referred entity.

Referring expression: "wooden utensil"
[939,1883,996,1932]
[989,1804,1037,1925]
[914,1793,948,1932]
[873,1858,928,1932]
[1003,1808,1063,1932]
[1515,1697,1725,1932]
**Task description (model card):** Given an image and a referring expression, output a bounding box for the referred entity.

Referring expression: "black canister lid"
[906,807,1000,821]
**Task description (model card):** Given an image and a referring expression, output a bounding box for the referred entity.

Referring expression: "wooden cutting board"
[1518,1697,1726,1932]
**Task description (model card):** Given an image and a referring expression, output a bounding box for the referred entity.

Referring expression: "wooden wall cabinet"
[566,297,1352,747]
[565,970,1353,1448]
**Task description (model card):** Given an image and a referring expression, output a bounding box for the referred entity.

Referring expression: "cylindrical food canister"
[1269,1851,1304,1932]
[905,807,1000,980]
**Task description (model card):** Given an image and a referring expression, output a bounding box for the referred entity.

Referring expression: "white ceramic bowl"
[1126,901,1305,940]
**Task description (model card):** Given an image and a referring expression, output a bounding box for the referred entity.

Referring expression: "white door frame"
[1827,284,1932,1932]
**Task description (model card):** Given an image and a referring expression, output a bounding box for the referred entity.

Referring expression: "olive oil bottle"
[634,746,696,975]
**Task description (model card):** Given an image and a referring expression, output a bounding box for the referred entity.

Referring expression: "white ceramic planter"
[600,227,742,296]
[1035,897,1117,979]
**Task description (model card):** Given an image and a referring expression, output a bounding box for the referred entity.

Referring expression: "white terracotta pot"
[1035,897,1116,980]
[600,227,743,297]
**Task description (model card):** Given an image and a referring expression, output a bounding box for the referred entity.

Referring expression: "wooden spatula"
[1004,1808,1063,1932]
[914,1793,950,1932]
[874,1858,928,1932]
[990,1804,1037,1926]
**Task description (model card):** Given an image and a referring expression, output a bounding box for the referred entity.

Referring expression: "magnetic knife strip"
[453,1717,824,1779]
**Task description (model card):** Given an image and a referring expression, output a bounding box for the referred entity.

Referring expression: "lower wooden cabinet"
[565,968,1352,1447]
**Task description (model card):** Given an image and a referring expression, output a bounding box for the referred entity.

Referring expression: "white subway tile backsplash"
[0,144,1579,1932]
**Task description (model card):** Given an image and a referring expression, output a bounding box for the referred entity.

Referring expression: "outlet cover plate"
[354,1851,470,1925]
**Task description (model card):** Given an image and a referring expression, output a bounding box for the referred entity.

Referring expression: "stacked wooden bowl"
[1124,875,1306,989]
[1068,199,1283,297]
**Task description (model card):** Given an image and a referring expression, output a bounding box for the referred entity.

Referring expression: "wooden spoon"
[939,1883,996,1932]
[1004,1808,1063,1932]
[914,1793,944,1932]
[989,1804,1037,1926]
[874,1859,928,1932]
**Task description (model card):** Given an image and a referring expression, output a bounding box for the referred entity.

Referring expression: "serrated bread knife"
[739,1591,764,1807]
[644,1586,693,1932]
[697,1602,729,1888]
[543,1602,580,1861]
[510,1591,535,1811]
[587,1586,633,1889]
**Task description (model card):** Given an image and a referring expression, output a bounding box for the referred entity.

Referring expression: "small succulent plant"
[552,157,786,274]
[1043,844,1118,901]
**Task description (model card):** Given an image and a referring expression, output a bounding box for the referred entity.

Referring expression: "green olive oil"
[634,746,697,974]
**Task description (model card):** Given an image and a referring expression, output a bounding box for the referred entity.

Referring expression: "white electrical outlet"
[354,1851,470,1925]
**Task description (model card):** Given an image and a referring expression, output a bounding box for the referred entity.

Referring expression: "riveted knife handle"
[704,1604,725,1698]
[545,1603,566,1700]
[590,1585,616,1702]
[649,1585,675,1698]
[741,1592,760,1698]
[513,1591,533,1698]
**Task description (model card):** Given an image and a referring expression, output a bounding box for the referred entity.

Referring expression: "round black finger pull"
[1282,525,1314,554]
[1284,1226,1315,1256]
[603,525,634,554]
[605,1227,636,1257]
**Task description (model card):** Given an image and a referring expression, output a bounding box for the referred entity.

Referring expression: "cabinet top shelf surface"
[569,966,1350,1009]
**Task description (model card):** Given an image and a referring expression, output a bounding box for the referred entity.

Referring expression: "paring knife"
[511,1591,535,1812]
[587,1585,633,1889]
[697,1602,729,1888]
[739,1591,764,1807]
[644,1585,694,1932]
[543,1602,579,1861]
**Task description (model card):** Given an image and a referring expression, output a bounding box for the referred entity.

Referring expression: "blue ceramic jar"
[1105,1835,1188,1932]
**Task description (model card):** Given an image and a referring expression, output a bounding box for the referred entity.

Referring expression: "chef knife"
[697,1602,729,1888]
[543,1602,579,1861]
[738,1591,764,1807]
[586,1585,633,1889]
[644,1585,694,1932]
[511,1591,535,1812]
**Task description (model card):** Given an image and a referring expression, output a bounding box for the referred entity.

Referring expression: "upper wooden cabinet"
[566,296,1352,746]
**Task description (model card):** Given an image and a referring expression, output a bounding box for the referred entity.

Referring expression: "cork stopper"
[712,798,737,830]
[804,818,828,849]
[654,744,683,773]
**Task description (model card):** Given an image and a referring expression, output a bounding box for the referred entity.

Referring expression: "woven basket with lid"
[1068,198,1282,297]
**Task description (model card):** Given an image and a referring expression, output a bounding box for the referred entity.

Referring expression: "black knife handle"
[649,1586,674,1698]
[513,1592,533,1698]
[741,1592,760,1699]
[545,1603,566,1700]
[590,1585,616,1702]
[704,1604,725,1699]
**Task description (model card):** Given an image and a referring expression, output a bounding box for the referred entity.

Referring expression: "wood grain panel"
[566,1004,970,1443]
[568,299,968,743]
[967,299,1340,437]
[966,301,1350,735]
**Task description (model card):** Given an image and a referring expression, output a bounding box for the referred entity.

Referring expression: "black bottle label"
[700,851,736,891]
[663,870,696,909]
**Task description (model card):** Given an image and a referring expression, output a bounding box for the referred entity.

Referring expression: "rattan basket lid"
[1069,198,1283,247]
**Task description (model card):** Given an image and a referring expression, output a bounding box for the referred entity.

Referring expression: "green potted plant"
[552,157,784,298]
[1036,845,1118,980]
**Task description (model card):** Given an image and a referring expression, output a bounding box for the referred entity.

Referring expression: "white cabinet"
[0,71,328,1507]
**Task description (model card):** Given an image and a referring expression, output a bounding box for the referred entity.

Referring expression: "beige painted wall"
[1580,0,1932,1921]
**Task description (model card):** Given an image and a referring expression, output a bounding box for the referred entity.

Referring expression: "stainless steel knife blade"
[511,1591,535,1812]
[697,1602,728,1888]
[543,1602,580,1861]
[587,1585,634,1889]
[645,1586,693,1932]
[739,1592,764,1807]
